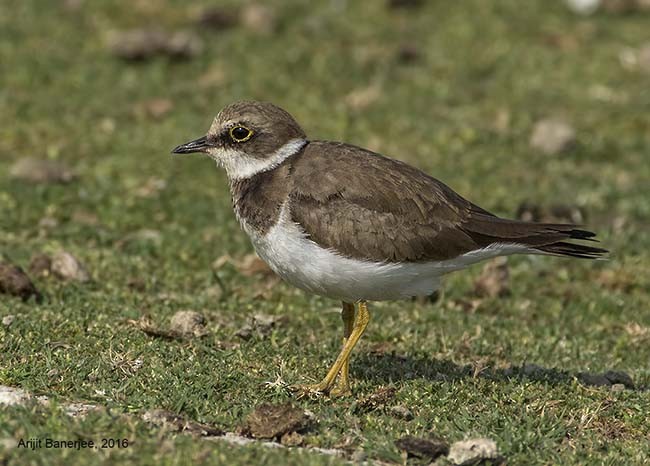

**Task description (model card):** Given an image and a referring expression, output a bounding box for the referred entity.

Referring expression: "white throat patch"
[208,138,307,180]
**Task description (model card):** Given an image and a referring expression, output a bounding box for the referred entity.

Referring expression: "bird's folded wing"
[288,141,486,262]
[288,141,603,263]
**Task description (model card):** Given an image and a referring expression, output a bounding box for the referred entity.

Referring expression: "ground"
[1,0,649,465]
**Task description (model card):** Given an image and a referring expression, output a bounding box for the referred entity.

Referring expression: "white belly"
[238,204,529,302]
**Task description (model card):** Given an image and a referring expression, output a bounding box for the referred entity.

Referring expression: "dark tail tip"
[536,239,608,259]
[566,228,598,241]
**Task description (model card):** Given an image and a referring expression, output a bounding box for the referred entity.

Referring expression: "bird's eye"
[229,125,253,143]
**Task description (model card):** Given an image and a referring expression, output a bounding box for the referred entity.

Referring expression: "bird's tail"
[461,211,608,260]
[532,229,608,259]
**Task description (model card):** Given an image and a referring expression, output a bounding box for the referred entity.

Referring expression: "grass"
[1,0,649,464]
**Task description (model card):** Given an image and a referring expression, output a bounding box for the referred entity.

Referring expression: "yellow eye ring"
[229,125,253,143]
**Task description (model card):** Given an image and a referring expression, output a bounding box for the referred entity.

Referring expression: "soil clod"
[395,435,449,460]
[243,403,310,440]
[0,261,41,302]
[169,311,209,338]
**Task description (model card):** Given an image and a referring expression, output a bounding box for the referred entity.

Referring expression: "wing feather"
[288,141,606,263]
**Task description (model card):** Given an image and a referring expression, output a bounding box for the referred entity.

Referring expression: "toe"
[289,383,328,399]
[329,385,352,397]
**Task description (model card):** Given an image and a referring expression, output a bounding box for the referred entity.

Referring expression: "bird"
[172,100,607,397]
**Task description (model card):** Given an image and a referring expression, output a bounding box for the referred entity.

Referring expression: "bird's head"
[172,100,307,180]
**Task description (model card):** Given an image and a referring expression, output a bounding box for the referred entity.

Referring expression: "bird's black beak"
[172,136,210,154]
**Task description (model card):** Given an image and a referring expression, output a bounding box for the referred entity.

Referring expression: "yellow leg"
[294,301,370,396]
[330,302,355,396]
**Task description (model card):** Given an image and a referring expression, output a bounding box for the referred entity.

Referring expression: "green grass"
[1,0,649,464]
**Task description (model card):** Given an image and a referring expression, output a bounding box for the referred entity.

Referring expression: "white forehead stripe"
[209,138,307,180]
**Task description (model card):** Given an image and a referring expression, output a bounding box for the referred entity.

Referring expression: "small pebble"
[51,251,90,283]
[2,315,15,327]
[566,0,601,14]
[448,438,502,466]
[240,4,277,35]
[530,118,576,155]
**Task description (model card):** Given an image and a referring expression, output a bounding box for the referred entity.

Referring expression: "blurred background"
[1,1,649,464]
[1,1,649,256]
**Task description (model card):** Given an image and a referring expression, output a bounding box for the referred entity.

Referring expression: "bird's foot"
[329,369,352,397]
[289,383,329,399]
[289,376,352,398]
[328,383,352,398]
